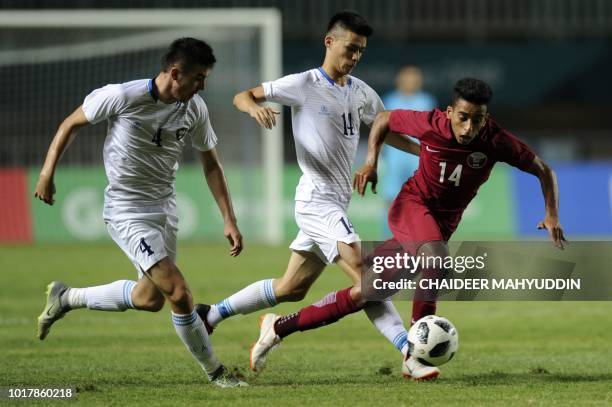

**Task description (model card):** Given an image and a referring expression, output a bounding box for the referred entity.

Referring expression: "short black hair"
[452,78,493,105]
[327,10,373,37]
[161,37,216,72]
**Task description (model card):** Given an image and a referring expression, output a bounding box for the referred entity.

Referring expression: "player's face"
[326,29,367,76]
[171,64,211,103]
[446,98,488,145]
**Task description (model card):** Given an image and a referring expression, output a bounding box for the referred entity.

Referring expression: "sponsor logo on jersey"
[425,145,440,153]
[467,151,488,169]
[318,105,330,115]
[130,121,143,130]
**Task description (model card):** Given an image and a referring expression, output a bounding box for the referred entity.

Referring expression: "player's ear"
[324,34,333,49]
[446,105,453,119]
[170,66,180,81]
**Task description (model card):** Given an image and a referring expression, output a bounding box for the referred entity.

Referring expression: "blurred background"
[0,0,610,245]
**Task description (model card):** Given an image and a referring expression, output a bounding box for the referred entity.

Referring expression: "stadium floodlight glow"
[0,9,283,245]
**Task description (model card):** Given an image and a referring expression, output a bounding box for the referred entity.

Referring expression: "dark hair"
[161,37,216,71]
[452,78,493,105]
[327,10,373,37]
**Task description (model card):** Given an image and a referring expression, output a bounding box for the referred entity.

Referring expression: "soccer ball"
[407,315,459,367]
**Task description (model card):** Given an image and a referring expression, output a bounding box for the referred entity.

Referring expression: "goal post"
[0,9,283,245]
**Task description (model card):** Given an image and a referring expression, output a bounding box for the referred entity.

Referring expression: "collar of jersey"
[148,77,160,102]
[318,67,352,88]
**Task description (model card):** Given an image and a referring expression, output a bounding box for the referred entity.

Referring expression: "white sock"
[364,301,409,356]
[172,310,222,380]
[62,280,136,311]
[209,279,276,327]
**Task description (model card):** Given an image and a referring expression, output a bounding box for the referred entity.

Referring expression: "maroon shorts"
[388,188,461,253]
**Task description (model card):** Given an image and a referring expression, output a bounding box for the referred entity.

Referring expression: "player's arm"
[385,132,421,156]
[524,156,567,249]
[352,110,393,196]
[34,106,90,205]
[233,85,279,130]
[199,148,243,257]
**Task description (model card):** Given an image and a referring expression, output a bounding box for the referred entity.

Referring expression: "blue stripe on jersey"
[318,67,352,88]
[148,77,159,102]
[318,67,335,86]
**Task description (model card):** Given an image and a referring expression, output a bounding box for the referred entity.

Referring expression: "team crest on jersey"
[467,152,488,169]
[319,105,330,115]
[175,128,188,141]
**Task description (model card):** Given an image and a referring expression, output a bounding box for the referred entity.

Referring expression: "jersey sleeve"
[190,98,218,152]
[388,109,434,139]
[82,84,127,124]
[361,85,385,126]
[492,129,536,171]
[262,72,308,106]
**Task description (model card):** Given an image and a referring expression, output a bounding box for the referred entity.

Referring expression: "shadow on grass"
[452,369,612,387]
[247,366,612,387]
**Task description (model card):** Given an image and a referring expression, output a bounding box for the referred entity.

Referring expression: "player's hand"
[224,221,243,257]
[249,106,280,130]
[34,174,56,205]
[537,216,567,250]
[352,164,378,196]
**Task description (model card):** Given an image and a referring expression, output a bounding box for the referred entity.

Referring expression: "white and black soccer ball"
[407,315,459,367]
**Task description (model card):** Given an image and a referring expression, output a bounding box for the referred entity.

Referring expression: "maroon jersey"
[389,108,535,215]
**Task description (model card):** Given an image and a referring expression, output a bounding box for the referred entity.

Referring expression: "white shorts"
[103,198,178,277]
[290,200,360,264]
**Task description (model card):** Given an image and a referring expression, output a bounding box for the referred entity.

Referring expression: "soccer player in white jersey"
[194,11,425,378]
[34,38,246,388]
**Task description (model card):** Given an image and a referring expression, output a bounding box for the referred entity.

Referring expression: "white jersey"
[82,78,217,204]
[263,68,384,205]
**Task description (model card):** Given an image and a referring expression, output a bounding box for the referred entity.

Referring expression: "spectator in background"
[380,66,437,237]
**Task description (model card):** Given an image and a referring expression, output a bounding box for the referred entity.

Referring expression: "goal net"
[0,9,283,244]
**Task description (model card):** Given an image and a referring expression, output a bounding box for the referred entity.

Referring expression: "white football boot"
[402,355,440,381]
[37,281,70,340]
[249,313,282,372]
[210,365,249,388]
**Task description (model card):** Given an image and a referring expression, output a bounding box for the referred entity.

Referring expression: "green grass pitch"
[1,243,611,406]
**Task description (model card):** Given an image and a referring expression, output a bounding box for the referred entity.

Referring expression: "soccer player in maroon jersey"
[252,78,566,380]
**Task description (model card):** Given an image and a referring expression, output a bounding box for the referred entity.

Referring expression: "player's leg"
[273,241,410,355]
[147,202,245,386]
[36,273,165,340]
[38,213,166,316]
[201,236,327,330]
[251,207,410,371]
[143,257,245,386]
[389,195,445,380]
[410,240,449,324]
[250,240,410,372]
[271,241,363,340]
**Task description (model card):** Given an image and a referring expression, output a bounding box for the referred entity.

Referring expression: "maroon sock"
[274,287,362,338]
[411,300,437,325]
